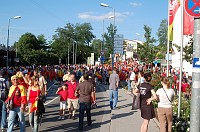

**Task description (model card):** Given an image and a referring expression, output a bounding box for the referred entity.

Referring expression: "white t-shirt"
[156,88,174,108]
[130,72,135,81]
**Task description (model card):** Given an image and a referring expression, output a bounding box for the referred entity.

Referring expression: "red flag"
[169,0,180,41]
[183,10,194,35]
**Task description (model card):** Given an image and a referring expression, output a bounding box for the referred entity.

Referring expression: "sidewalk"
[100,84,159,132]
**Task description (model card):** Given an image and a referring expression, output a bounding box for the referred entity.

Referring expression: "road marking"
[44,96,59,105]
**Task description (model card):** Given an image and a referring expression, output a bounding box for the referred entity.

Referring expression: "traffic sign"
[193,58,200,68]
[185,0,200,18]
[114,34,124,54]
[100,56,105,62]
[101,51,105,56]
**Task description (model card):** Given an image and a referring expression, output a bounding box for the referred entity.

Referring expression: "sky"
[0,0,168,46]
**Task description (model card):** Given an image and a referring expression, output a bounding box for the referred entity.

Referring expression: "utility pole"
[190,18,200,132]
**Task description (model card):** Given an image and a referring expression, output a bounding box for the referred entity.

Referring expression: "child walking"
[56,84,68,120]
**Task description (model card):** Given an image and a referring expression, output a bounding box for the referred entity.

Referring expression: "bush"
[172,95,190,132]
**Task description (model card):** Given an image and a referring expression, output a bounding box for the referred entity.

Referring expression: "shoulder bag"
[162,88,171,102]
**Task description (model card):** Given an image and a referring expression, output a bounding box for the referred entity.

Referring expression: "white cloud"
[130,2,142,7]
[78,11,133,22]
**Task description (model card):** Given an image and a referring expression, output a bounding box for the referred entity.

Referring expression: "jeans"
[79,102,92,129]
[122,80,127,87]
[127,80,131,92]
[29,104,39,132]
[0,100,7,129]
[109,89,118,109]
[7,107,26,132]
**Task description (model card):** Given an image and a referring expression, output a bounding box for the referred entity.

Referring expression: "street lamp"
[6,15,21,68]
[100,3,115,70]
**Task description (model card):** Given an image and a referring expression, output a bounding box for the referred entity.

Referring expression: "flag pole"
[167,0,170,77]
[178,0,184,119]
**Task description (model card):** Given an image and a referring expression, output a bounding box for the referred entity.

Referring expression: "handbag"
[91,103,97,109]
[132,93,140,110]
[36,89,45,116]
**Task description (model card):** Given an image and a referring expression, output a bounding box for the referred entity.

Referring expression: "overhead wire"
[28,0,66,23]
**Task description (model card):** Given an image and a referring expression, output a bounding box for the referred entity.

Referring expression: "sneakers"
[58,116,65,120]
[14,123,19,128]
[58,116,62,120]
[1,128,6,132]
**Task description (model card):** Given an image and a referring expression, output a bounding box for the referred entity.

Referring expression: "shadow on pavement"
[111,111,135,120]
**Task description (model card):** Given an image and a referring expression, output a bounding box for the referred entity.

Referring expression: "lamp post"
[6,16,21,68]
[100,3,115,70]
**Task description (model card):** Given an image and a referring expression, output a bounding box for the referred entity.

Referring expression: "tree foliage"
[156,19,168,59]
[103,24,117,61]
[90,39,102,60]
[51,22,96,64]
[173,35,193,64]
[16,33,57,65]
[137,25,156,63]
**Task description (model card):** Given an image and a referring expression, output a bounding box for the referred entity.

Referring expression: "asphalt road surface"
[13,81,109,132]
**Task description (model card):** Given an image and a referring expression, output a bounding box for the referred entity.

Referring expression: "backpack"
[37,98,45,115]
[0,78,8,101]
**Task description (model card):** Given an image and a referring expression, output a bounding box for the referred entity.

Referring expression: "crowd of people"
[0,65,98,132]
[0,60,192,132]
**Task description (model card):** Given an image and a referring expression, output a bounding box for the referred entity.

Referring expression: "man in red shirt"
[66,73,78,120]
[6,75,27,132]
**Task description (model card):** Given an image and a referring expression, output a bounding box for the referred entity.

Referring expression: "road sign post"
[186,0,200,130]
[190,18,200,132]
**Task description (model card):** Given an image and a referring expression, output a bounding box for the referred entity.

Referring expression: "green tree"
[17,33,40,52]
[156,19,168,59]
[173,35,193,64]
[16,33,40,64]
[90,39,102,60]
[137,25,156,63]
[37,34,49,51]
[51,22,96,64]
[51,23,74,61]
[103,23,117,61]
[15,32,58,65]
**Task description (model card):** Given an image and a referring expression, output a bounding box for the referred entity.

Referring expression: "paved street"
[12,81,159,132]
[13,81,109,132]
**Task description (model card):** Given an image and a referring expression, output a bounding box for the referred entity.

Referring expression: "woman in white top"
[136,71,145,86]
[156,77,174,132]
